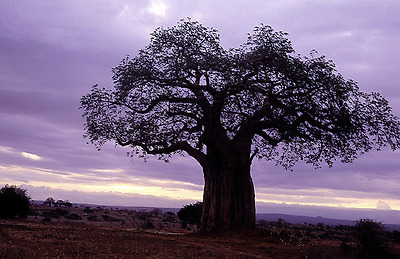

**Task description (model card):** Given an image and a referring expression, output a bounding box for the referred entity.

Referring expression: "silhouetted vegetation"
[83,207,95,214]
[65,213,82,220]
[0,185,31,219]
[81,18,400,232]
[101,214,120,222]
[43,197,55,206]
[1,197,399,257]
[256,217,399,257]
[353,218,395,258]
[177,202,203,230]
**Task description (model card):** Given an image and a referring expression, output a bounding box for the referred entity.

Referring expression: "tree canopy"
[81,19,400,231]
[81,20,399,169]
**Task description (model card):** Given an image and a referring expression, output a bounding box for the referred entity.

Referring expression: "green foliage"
[0,185,31,219]
[177,202,203,228]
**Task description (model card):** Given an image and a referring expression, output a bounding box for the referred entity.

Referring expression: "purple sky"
[1,1,400,223]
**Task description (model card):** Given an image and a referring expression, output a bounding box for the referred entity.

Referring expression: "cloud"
[22,184,198,208]
[21,152,41,161]
[146,0,168,17]
[376,200,392,210]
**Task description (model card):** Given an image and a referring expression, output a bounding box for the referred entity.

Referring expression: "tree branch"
[116,136,206,167]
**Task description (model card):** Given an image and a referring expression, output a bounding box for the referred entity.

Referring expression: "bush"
[87,215,99,221]
[65,213,82,220]
[83,207,94,214]
[0,185,31,219]
[41,210,61,219]
[142,220,155,229]
[177,201,203,229]
[101,214,120,222]
[55,208,69,217]
[150,208,162,217]
[392,230,400,242]
[353,218,393,257]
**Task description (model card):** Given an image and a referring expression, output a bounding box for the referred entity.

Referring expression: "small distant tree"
[43,197,55,206]
[64,200,73,208]
[55,200,65,207]
[150,208,162,217]
[0,185,31,219]
[276,218,287,228]
[177,202,203,229]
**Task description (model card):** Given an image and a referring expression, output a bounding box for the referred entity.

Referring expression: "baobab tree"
[81,19,400,231]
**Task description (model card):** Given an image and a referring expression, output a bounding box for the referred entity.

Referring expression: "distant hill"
[256,213,400,231]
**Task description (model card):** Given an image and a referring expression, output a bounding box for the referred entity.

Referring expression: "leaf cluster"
[81,19,400,169]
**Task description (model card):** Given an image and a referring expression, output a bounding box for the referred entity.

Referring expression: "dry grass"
[1,204,399,258]
[0,220,355,258]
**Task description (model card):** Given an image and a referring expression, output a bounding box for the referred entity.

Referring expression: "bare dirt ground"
[0,204,399,258]
[0,220,347,258]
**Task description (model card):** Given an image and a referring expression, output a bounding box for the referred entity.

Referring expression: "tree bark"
[200,146,255,232]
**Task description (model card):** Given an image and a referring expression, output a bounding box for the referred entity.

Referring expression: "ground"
[0,204,399,258]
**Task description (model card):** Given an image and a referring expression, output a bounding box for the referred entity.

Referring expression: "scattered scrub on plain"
[1,186,400,257]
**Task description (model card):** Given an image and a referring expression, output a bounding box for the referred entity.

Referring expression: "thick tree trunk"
[200,147,255,232]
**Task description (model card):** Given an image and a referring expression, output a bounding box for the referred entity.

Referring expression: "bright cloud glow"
[147,0,167,16]
[0,146,42,161]
[0,146,14,154]
[255,188,400,210]
[0,164,203,201]
[21,152,41,160]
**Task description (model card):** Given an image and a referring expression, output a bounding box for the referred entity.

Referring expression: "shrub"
[0,185,31,219]
[150,208,162,217]
[83,207,94,214]
[41,210,61,219]
[65,213,82,220]
[177,201,203,229]
[55,208,69,217]
[142,220,155,229]
[392,230,400,242]
[137,211,152,220]
[87,215,100,221]
[101,214,120,222]
[353,218,393,257]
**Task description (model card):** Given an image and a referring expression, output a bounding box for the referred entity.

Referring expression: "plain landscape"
[1,201,400,258]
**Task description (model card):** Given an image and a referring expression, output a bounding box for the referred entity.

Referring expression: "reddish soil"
[0,204,399,258]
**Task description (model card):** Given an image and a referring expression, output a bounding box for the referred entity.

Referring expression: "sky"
[1,0,400,223]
